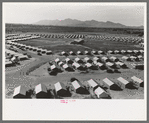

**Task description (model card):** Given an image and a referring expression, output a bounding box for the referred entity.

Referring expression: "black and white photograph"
[3,2,147,120]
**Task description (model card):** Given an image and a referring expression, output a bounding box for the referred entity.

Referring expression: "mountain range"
[34,18,143,29]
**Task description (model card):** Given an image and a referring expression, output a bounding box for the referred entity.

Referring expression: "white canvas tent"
[69,51,75,55]
[77,51,83,55]
[35,83,47,98]
[71,80,85,94]
[75,57,83,63]
[115,61,127,68]
[101,57,110,62]
[117,77,131,89]
[55,58,60,64]
[94,87,109,98]
[110,56,119,62]
[58,61,64,67]
[84,57,92,63]
[54,82,67,96]
[13,85,27,98]
[102,78,116,89]
[87,79,99,90]
[106,62,115,68]
[131,76,144,87]
[65,58,73,64]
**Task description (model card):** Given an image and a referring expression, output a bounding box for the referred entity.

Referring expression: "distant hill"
[34,18,143,29]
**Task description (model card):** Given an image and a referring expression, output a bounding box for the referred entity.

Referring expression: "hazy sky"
[3,3,145,26]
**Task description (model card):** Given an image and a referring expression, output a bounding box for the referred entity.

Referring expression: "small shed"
[93,57,100,62]
[122,56,131,61]
[63,64,73,71]
[77,51,83,55]
[84,57,93,63]
[54,82,67,96]
[107,50,114,54]
[58,61,64,67]
[87,79,99,91]
[46,50,52,55]
[71,80,85,94]
[91,50,98,55]
[72,62,84,70]
[55,58,60,64]
[102,78,116,90]
[13,85,27,98]
[75,57,83,63]
[114,50,120,54]
[61,51,68,56]
[69,51,75,55]
[117,77,131,89]
[94,87,109,98]
[85,63,93,69]
[131,76,144,87]
[115,61,127,68]
[101,57,110,62]
[84,50,90,55]
[110,56,119,62]
[98,50,104,54]
[127,50,133,54]
[106,62,115,68]
[65,58,73,64]
[35,83,47,98]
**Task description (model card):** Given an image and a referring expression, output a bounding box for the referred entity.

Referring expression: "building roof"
[94,87,106,96]
[63,64,69,69]
[131,76,143,83]
[13,85,26,97]
[103,78,114,86]
[35,83,47,94]
[87,79,98,88]
[54,82,66,92]
[106,62,114,66]
[72,80,83,89]
[117,77,129,85]
[72,62,80,68]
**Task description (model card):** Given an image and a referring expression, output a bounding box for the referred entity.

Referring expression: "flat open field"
[17,37,143,53]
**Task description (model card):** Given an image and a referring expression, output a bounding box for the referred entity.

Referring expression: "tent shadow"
[110,85,123,91]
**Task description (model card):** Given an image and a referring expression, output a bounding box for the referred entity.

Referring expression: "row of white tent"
[5,33,20,38]
[122,55,144,61]
[6,42,53,55]
[60,49,144,56]
[48,56,127,73]
[6,34,32,40]
[13,76,144,99]
[5,49,29,67]
[6,35,40,42]
[32,33,143,43]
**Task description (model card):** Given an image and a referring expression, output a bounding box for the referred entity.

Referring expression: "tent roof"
[72,80,82,89]
[35,83,47,94]
[94,87,105,95]
[117,77,129,85]
[63,64,69,69]
[87,79,98,88]
[72,62,80,68]
[51,65,56,70]
[106,62,114,66]
[85,63,92,67]
[103,78,114,86]
[54,82,66,91]
[13,85,26,97]
[131,76,143,83]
